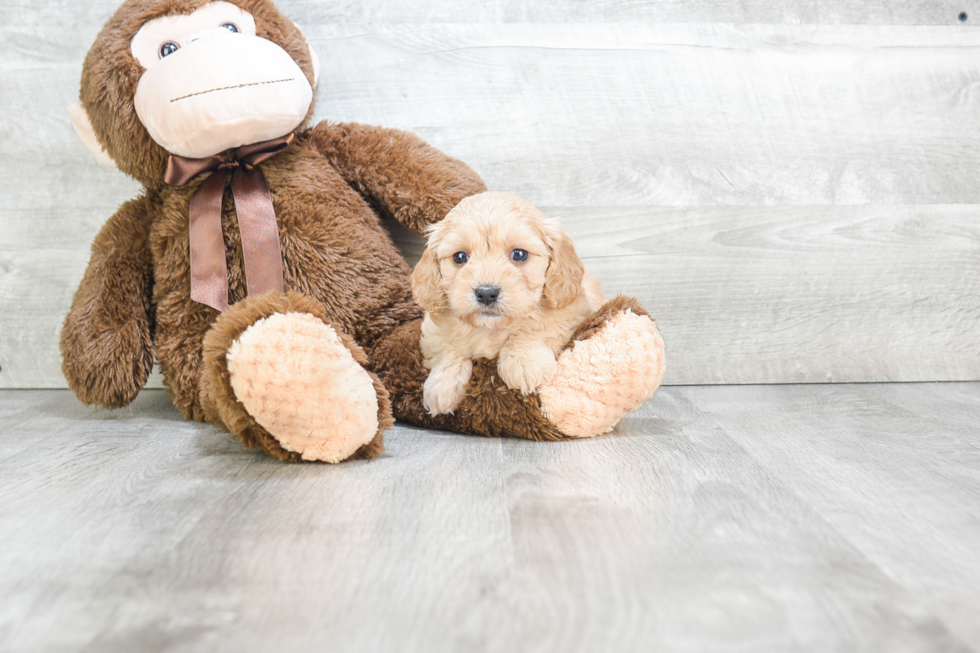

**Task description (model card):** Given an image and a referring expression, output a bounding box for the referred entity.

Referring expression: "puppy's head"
[412,191,585,328]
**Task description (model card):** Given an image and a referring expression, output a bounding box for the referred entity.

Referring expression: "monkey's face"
[130,1,314,158]
[73,0,320,182]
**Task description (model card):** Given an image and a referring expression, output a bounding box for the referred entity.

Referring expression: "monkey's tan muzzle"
[134,31,313,159]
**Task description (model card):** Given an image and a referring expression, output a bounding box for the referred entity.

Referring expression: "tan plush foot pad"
[539,310,666,438]
[226,312,380,463]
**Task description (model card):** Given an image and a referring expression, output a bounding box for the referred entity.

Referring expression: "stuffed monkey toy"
[62,0,666,463]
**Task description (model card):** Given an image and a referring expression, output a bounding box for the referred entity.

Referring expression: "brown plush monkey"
[63,0,666,462]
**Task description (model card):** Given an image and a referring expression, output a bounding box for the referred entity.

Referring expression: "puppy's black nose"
[474,285,501,306]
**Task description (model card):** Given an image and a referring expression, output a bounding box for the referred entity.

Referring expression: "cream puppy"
[412,191,604,416]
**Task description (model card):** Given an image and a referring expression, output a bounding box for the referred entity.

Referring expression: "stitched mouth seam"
[170,78,296,103]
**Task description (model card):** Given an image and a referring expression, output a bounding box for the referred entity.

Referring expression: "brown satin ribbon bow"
[164,134,293,312]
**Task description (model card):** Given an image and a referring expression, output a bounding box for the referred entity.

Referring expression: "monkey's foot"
[202,291,389,462]
[539,299,665,438]
[225,312,385,463]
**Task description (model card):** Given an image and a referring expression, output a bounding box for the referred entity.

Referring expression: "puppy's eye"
[159,42,180,58]
[453,252,469,265]
[221,23,239,33]
[510,249,529,262]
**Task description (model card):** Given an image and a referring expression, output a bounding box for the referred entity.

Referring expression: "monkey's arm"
[60,196,155,409]
[307,122,487,235]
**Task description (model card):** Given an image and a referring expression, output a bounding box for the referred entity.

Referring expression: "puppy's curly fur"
[412,192,604,416]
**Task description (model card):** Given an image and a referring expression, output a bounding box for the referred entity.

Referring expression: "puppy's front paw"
[423,365,470,416]
[497,345,558,395]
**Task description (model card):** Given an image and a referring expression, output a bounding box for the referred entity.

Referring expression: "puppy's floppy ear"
[543,229,585,309]
[412,246,447,312]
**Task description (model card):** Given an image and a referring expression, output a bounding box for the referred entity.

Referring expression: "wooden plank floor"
[0,384,978,652]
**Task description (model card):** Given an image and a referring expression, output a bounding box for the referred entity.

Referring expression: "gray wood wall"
[2,0,979,388]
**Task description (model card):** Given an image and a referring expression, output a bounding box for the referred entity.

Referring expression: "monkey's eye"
[510,249,529,262]
[159,42,180,58]
[453,252,469,265]
[221,23,239,33]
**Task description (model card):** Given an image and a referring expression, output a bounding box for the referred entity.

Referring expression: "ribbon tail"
[188,170,231,311]
[231,167,284,298]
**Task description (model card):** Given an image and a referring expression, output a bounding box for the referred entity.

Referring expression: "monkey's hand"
[307,122,487,236]
[60,198,155,409]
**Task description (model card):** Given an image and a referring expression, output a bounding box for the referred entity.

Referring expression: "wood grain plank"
[8,23,980,211]
[4,205,976,387]
[680,382,980,645]
[1,0,976,26]
[391,203,980,384]
[303,24,980,207]
[4,22,980,387]
[1,386,978,651]
[7,24,980,209]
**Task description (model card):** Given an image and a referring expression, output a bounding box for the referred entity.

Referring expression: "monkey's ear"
[292,22,320,88]
[68,103,117,169]
[412,247,447,312]
[309,43,321,88]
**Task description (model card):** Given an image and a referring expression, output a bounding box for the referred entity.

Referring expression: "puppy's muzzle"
[474,285,501,306]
